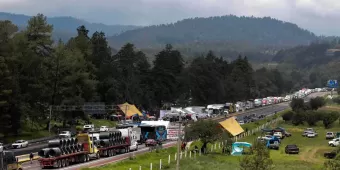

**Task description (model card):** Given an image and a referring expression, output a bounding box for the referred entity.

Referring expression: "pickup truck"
[326,132,335,140]
[329,138,340,147]
[324,150,337,159]
[285,144,299,154]
[267,140,279,150]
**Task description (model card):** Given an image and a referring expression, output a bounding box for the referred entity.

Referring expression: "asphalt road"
[234,92,328,121]
[22,141,177,170]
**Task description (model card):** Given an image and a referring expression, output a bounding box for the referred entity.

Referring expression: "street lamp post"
[176,112,182,170]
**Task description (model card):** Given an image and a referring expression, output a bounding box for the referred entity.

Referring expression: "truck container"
[38,130,134,169]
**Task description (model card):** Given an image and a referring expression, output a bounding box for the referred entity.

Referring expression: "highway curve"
[20,92,329,170]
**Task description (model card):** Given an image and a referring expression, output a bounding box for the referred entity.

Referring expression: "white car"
[329,138,340,147]
[12,140,28,149]
[59,131,71,138]
[258,135,273,141]
[273,132,283,139]
[307,132,318,138]
[238,120,245,125]
[99,126,109,132]
[84,124,95,131]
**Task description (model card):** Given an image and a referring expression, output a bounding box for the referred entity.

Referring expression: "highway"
[18,92,328,169]
[21,141,177,170]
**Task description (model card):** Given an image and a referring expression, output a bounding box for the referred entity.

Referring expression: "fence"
[233,117,283,141]
[126,117,283,170]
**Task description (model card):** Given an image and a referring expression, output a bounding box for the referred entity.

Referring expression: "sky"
[0,0,340,36]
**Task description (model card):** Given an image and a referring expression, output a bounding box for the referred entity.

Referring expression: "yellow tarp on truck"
[118,102,143,117]
[219,117,244,136]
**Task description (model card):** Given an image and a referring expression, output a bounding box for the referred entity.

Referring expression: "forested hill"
[108,15,317,48]
[0,12,140,41]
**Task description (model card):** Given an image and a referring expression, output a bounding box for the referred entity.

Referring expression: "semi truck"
[38,128,138,169]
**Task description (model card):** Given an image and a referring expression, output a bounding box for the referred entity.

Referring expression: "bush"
[305,111,321,126]
[322,111,340,129]
[291,112,305,126]
[310,97,326,110]
[282,111,294,122]
[290,98,306,112]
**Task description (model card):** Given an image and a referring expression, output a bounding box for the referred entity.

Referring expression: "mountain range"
[0,12,141,41]
[0,12,328,62]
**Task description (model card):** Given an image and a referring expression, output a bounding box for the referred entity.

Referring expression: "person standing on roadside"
[29,152,34,164]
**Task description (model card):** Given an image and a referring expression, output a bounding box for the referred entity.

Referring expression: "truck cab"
[77,133,100,159]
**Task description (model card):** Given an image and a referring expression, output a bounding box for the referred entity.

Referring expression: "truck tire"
[96,152,100,159]
[86,154,90,162]
[56,160,61,168]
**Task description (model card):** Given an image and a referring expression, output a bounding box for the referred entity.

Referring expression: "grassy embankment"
[84,110,293,170]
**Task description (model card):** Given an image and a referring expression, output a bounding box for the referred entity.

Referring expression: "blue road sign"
[327,80,338,88]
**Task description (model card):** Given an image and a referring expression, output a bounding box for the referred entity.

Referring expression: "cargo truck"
[38,129,136,169]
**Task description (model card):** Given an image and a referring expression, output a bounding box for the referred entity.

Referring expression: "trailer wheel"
[57,160,61,168]
[109,150,113,157]
[61,159,65,167]
[86,154,90,162]
[81,155,86,163]
[65,159,70,167]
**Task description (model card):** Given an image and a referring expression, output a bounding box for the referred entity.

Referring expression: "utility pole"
[48,105,52,133]
[124,105,128,124]
[176,112,182,170]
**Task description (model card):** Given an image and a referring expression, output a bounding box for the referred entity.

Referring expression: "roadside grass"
[90,118,117,127]
[1,121,53,143]
[85,147,178,170]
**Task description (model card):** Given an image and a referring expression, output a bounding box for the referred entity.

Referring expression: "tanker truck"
[38,129,137,169]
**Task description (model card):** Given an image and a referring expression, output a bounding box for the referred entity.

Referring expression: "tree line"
[0,14,299,137]
[281,97,340,128]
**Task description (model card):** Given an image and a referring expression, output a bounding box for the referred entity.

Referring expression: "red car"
[145,139,157,146]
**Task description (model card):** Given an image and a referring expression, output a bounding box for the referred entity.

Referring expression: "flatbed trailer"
[39,151,90,168]
[98,140,131,157]
[38,137,132,169]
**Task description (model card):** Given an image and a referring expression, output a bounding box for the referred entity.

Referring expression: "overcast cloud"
[0,0,339,35]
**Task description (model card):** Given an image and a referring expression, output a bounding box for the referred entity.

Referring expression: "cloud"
[0,0,339,35]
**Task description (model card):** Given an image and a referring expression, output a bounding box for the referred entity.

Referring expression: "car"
[12,140,28,149]
[329,138,340,147]
[238,120,245,125]
[302,130,314,137]
[326,132,335,140]
[285,131,292,137]
[145,139,157,147]
[324,150,337,159]
[285,144,299,154]
[258,135,273,141]
[267,140,280,150]
[59,131,71,138]
[99,126,109,132]
[273,132,283,139]
[307,132,318,138]
[83,124,95,131]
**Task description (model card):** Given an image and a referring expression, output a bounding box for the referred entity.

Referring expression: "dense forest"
[0,12,140,41]
[108,15,317,49]
[0,14,327,137]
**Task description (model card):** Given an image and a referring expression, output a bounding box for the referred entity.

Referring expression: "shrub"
[282,111,294,122]
[322,111,340,129]
[310,97,326,110]
[291,112,305,126]
[305,111,321,126]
